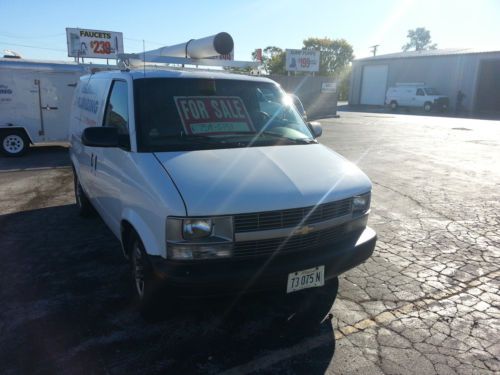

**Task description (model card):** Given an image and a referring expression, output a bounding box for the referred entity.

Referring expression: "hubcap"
[133,242,145,298]
[3,135,24,154]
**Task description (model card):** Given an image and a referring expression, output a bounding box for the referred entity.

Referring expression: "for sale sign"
[174,96,255,135]
[66,28,124,59]
[285,49,320,72]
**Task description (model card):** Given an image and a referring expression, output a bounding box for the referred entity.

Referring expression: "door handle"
[90,154,98,171]
[42,105,58,110]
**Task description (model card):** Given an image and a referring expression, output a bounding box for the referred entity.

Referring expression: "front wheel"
[130,235,163,320]
[1,131,29,157]
[424,102,432,112]
[390,101,398,111]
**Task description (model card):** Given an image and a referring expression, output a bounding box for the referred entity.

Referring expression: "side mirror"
[82,127,129,148]
[308,121,322,138]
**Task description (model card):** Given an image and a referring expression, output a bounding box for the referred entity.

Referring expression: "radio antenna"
[143,39,146,76]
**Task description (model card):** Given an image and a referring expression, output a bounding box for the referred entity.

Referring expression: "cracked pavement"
[0,112,499,374]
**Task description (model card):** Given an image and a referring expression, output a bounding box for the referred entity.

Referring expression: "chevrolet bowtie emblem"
[292,225,315,236]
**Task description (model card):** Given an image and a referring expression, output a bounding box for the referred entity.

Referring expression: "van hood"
[154,144,372,216]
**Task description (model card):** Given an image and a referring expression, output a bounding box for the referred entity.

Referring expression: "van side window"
[416,88,425,96]
[103,81,129,135]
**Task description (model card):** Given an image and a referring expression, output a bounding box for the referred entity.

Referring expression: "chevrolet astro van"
[69,69,376,321]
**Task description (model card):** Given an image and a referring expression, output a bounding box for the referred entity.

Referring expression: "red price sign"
[89,40,112,55]
[299,58,311,68]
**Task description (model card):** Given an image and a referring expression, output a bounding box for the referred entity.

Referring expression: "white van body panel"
[154,145,372,216]
[70,69,373,261]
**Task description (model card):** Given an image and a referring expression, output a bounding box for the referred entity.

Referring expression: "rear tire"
[73,170,95,217]
[0,130,29,157]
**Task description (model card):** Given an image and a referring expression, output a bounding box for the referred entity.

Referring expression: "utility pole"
[370,45,379,56]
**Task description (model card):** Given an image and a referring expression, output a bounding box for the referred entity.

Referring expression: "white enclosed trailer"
[0,58,93,156]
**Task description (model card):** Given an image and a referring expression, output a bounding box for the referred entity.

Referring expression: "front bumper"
[434,98,449,110]
[149,226,376,297]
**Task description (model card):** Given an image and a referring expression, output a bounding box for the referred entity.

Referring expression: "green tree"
[302,37,354,76]
[402,27,437,51]
[252,46,286,75]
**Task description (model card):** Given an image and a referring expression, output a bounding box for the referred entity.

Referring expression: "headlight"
[166,216,233,260]
[183,219,213,240]
[353,193,371,214]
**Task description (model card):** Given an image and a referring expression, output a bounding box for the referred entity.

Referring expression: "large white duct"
[143,32,234,59]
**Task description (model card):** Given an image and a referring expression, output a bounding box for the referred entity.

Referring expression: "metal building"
[349,49,500,113]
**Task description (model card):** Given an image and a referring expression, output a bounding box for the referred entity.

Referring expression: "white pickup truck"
[69,69,376,322]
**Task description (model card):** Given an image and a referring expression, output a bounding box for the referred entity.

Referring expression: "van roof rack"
[117,32,259,70]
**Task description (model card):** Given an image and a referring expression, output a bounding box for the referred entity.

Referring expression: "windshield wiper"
[221,131,316,144]
[258,131,317,144]
[154,134,219,143]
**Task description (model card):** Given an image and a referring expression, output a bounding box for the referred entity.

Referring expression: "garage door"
[360,65,388,105]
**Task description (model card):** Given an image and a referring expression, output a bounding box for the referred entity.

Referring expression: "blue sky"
[0,0,498,62]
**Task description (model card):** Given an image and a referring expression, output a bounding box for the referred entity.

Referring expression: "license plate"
[287,266,325,293]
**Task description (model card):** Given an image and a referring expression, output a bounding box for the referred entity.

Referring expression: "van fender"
[0,125,34,144]
[121,208,164,258]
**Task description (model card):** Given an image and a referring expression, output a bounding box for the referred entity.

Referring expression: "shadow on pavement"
[0,204,336,374]
[0,145,70,172]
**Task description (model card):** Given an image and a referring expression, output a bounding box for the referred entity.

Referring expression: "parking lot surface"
[0,112,498,374]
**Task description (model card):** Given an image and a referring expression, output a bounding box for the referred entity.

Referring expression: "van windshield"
[424,88,440,95]
[134,78,315,152]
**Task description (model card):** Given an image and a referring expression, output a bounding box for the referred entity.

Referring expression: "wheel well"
[0,127,33,144]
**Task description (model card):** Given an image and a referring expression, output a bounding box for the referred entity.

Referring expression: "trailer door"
[0,70,41,141]
[37,71,79,142]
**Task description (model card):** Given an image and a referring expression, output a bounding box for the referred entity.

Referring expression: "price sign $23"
[89,40,112,55]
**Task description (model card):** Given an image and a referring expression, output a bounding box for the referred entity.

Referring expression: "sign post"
[66,28,124,60]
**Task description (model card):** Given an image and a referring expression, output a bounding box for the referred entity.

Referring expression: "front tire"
[1,130,29,157]
[130,235,163,320]
[424,102,432,112]
[390,101,398,111]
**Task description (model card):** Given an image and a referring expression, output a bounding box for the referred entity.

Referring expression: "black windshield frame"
[133,77,314,152]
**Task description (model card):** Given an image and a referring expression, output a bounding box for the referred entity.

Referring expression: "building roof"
[355,48,500,62]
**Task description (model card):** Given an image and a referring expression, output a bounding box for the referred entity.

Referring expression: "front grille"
[234,198,352,233]
[434,97,449,106]
[233,222,352,257]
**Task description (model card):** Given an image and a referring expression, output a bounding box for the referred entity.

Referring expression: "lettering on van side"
[0,84,13,103]
[77,96,99,114]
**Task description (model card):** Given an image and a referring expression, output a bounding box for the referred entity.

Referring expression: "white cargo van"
[69,67,377,323]
[385,85,449,112]
[0,58,94,156]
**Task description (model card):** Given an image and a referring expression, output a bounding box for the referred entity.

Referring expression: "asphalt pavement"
[0,112,498,374]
